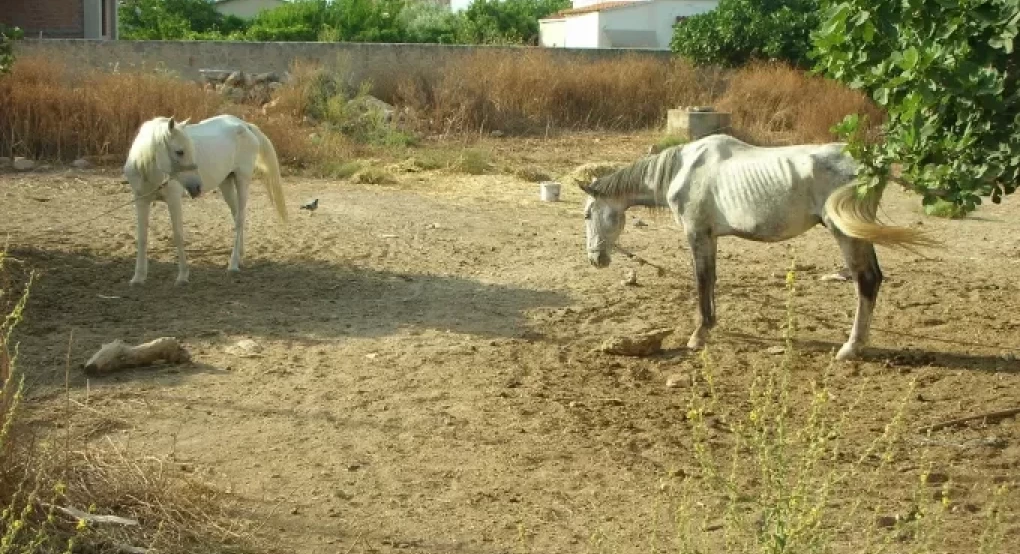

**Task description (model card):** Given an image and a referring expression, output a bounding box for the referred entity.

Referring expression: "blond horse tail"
[247,122,287,222]
[823,182,941,250]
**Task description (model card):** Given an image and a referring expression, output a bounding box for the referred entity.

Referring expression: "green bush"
[455,0,569,45]
[0,24,23,75]
[399,0,460,43]
[116,0,570,46]
[671,0,821,68]
[244,0,407,42]
[119,0,248,40]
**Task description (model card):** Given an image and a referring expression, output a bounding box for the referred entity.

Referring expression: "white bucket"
[540,181,561,202]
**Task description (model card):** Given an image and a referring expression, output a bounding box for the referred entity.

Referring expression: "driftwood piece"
[45,503,139,526]
[84,337,191,374]
[918,407,1020,434]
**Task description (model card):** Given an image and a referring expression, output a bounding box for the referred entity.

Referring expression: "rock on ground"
[599,328,673,357]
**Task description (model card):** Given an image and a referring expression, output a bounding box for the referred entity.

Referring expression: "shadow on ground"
[8,245,570,390]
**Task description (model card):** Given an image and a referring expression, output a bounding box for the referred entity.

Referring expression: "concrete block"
[12,157,35,171]
[667,107,731,140]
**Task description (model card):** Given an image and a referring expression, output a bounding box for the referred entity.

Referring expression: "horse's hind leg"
[220,174,244,272]
[130,198,151,286]
[829,229,882,360]
[166,192,190,286]
[686,229,718,350]
[227,171,252,273]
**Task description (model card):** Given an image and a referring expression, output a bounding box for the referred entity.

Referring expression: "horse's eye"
[584,212,591,220]
[175,149,185,157]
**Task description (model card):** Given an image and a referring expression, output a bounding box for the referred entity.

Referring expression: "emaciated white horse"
[581,134,939,361]
[123,114,288,286]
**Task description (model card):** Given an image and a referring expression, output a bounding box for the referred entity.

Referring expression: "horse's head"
[163,117,202,198]
[581,177,626,269]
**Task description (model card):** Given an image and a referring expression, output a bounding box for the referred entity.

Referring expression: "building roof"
[546,1,647,18]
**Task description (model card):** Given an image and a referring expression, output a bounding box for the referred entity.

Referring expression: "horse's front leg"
[166,192,190,286]
[686,230,718,350]
[130,198,152,286]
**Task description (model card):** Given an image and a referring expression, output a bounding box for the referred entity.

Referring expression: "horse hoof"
[174,278,190,287]
[129,278,145,286]
[687,337,706,350]
[835,344,859,361]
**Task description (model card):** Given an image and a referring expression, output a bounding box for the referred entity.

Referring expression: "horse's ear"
[167,117,176,131]
[580,176,600,197]
[180,118,191,127]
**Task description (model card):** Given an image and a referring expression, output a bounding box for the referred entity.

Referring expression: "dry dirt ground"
[3,133,1020,553]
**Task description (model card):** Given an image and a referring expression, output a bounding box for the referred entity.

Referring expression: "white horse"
[123,114,288,286]
[580,134,939,361]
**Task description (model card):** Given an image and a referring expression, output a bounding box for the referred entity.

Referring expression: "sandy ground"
[3,134,1020,553]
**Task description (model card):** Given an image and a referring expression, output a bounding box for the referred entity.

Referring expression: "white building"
[539,0,719,50]
[214,0,288,20]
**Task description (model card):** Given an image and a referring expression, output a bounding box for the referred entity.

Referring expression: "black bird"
[300,198,319,212]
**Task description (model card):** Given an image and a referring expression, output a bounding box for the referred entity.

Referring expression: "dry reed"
[0,52,883,167]
[0,56,356,168]
[394,50,728,135]
[716,61,885,145]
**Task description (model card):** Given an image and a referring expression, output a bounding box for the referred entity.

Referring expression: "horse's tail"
[823,183,940,250]
[246,122,287,222]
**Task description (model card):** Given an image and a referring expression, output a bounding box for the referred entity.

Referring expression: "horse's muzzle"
[183,182,202,199]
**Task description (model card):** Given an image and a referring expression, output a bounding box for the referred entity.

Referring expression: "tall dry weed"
[394,51,878,144]
[0,54,885,167]
[715,62,885,145]
[395,50,727,135]
[0,56,354,169]
[0,57,223,161]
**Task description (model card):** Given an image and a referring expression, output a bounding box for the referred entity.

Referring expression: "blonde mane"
[126,117,176,185]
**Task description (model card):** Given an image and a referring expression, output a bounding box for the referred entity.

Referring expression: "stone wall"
[15,39,673,94]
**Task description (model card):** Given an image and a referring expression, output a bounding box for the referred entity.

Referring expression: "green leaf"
[873,87,889,106]
[898,46,920,71]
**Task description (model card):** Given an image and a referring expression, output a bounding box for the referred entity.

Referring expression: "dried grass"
[715,61,885,145]
[392,51,880,145]
[0,56,358,169]
[393,50,727,136]
[0,53,883,170]
[0,57,223,161]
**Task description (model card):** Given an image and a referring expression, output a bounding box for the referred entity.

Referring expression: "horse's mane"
[126,117,173,184]
[589,146,685,201]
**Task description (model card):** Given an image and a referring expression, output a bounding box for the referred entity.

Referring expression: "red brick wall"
[1,0,85,38]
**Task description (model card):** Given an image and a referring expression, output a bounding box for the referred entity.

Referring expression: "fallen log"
[84,337,190,375]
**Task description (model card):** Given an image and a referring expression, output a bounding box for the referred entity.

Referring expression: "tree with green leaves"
[812,0,1020,215]
[119,0,248,40]
[399,0,459,44]
[670,0,821,68]
[0,24,23,75]
[455,0,569,45]
[244,0,408,42]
